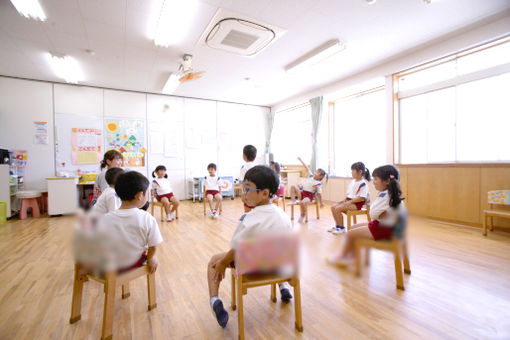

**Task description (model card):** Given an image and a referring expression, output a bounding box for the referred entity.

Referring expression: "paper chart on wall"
[71,128,102,165]
[33,121,49,145]
[105,119,146,167]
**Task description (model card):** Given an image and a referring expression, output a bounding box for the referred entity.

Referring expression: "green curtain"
[309,96,323,172]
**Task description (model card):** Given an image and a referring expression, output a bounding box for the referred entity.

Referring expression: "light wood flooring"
[1,198,510,339]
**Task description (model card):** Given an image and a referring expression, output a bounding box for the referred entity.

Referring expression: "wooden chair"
[354,211,411,290]
[346,192,372,230]
[272,195,286,211]
[230,234,303,340]
[69,264,157,340]
[289,198,320,222]
[150,194,178,222]
[203,188,222,216]
[483,190,510,236]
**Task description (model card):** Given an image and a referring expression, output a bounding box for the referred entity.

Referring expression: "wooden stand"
[289,199,320,222]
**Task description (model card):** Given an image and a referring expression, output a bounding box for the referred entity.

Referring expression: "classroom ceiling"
[0,0,509,107]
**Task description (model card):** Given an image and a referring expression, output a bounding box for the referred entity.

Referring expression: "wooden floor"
[1,198,510,339]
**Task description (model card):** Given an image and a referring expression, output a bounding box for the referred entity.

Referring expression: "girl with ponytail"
[329,162,371,234]
[327,164,405,267]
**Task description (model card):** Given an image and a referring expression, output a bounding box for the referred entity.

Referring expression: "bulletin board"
[71,128,102,164]
[105,118,146,167]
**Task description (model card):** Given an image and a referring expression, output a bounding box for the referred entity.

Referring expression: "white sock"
[210,295,219,308]
[279,282,290,290]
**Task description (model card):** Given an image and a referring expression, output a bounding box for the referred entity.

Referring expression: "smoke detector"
[197,8,286,57]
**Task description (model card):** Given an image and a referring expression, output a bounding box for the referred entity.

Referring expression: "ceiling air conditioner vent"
[198,9,286,57]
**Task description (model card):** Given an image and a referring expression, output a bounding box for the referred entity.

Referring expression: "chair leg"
[231,271,236,310]
[19,199,28,220]
[28,198,40,218]
[101,272,116,340]
[353,215,357,224]
[69,264,85,324]
[282,197,286,211]
[147,272,157,310]
[316,201,320,219]
[403,241,411,274]
[122,283,130,299]
[270,283,277,302]
[203,199,206,216]
[346,214,351,231]
[394,249,405,290]
[237,277,245,340]
[490,216,494,231]
[290,204,294,220]
[293,278,303,332]
[160,205,164,222]
[483,213,487,236]
[365,248,370,266]
[305,205,308,223]
[175,206,178,219]
[355,242,362,277]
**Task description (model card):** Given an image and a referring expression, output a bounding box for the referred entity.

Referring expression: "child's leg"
[336,224,371,259]
[207,252,227,297]
[160,197,171,215]
[331,202,357,227]
[299,197,310,216]
[207,194,214,211]
[290,185,302,200]
[170,196,179,212]
[214,193,222,211]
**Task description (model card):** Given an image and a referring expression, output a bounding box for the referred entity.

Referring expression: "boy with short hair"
[91,167,125,215]
[98,171,163,273]
[207,165,293,328]
[239,144,257,212]
[204,163,222,218]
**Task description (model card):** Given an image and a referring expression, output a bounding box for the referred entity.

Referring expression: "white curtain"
[265,110,275,155]
[309,96,323,172]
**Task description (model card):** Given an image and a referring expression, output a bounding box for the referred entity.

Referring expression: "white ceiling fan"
[162,54,205,94]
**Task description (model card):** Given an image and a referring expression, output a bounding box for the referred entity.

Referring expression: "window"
[396,37,510,164]
[272,104,312,165]
[333,88,387,177]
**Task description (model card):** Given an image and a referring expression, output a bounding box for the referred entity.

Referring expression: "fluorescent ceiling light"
[46,54,84,84]
[10,0,46,21]
[162,73,180,94]
[285,40,346,74]
[148,0,198,47]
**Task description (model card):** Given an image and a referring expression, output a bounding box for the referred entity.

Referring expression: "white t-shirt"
[92,187,121,215]
[239,161,256,182]
[152,177,173,196]
[204,175,220,191]
[97,208,163,269]
[230,204,292,249]
[302,173,322,194]
[369,190,406,227]
[346,179,369,200]
[95,168,109,192]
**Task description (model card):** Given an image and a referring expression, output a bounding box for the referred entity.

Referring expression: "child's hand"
[148,256,158,273]
[297,157,302,162]
[212,259,227,283]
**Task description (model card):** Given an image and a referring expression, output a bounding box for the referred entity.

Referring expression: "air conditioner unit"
[197,8,286,57]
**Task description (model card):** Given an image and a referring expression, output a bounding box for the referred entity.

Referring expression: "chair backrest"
[488,190,510,205]
[392,207,408,239]
[235,233,299,276]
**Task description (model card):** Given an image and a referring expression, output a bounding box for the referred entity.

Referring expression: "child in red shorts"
[327,164,406,266]
[204,163,222,218]
[152,165,179,222]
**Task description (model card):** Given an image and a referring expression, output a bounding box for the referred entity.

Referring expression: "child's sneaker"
[280,288,293,303]
[167,212,175,222]
[212,300,229,328]
[298,215,306,223]
[210,211,215,218]
[327,226,337,232]
[332,226,346,234]
[213,211,219,219]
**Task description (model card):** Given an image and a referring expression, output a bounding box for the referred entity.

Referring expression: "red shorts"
[368,220,393,241]
[118,251,147,273]
[157,192,174,201]
[301,190,315,201]
[276,184,285,197]
[346,198,364,210]
[206,190,220,196]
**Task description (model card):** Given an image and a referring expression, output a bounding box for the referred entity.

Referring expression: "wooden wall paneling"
[480,167,510,228]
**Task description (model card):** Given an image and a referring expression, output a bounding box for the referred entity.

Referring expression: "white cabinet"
[46,177,79,216]
[0,165,11,218]
[281,170,301,198]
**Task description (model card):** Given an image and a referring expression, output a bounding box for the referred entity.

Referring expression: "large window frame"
[393,35,510,165]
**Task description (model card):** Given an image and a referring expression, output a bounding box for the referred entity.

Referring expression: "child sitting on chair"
[289,157,326,222]
[91,167,125,215]
[329,162,371,234]
[152,165,179,222]
[270,161,286,201]
[207,165,293,328]
[97,171,163,273]
[204,163,222,219]
[240,145,257,212]
[327,165,405,266]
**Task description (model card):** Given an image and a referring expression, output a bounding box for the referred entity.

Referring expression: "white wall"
[271,11,510,165]
[0,78,54,190]
[0,77,270,198]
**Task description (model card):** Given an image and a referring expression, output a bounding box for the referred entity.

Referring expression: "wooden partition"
[322,165,510,229]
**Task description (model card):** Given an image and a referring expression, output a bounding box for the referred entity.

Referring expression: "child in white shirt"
[239,145,257,212]
[152,165,180,222]
[97,171,163,273]
[327,165,406,267]
[329,162,371,234]
[207,165,293,328]
[204,163,222,218]
[91,167,124,215]
[289,157,326,222]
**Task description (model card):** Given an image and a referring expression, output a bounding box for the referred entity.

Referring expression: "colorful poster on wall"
[71,128,102,165]
[105,119,146,167]
[33,121,48,145]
